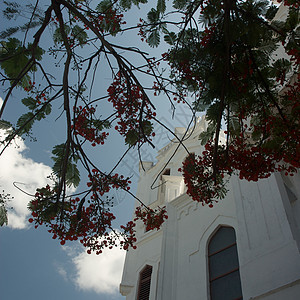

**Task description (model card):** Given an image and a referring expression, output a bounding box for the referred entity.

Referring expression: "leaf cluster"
[52,144,80,188]
[0,38,44,87]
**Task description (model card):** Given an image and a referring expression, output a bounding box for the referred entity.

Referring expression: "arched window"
[137,265,152,300]
[208,226,243,300]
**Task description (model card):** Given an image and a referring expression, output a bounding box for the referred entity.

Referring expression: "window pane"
[209,245,239,280]
[209,227,236,254]
[210,270,243,300]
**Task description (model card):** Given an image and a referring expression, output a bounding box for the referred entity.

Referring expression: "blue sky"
[0,1,195,299]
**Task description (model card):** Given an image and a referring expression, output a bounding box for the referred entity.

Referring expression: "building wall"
[120,115,300,300]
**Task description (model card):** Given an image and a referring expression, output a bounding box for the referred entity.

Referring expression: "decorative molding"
[119,284,134,296]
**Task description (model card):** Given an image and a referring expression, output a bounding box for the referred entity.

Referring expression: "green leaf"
[125,130,139,146]
[173,0,188,10]
[251,128,262,142]
[0,27,19,39]
[22,97,37,110]
[120,0,133,9]
[141,120,153,136]
[147,8,159,23]
[53,25,71,44]
[3,1,20,20]
[199,122,216,145]
[19,20,43,33]
[52,144,80,187]
[28,42,44,61]
[66,162,80,187]
[157,0,166,13]
[148,30,160,47]
[92,119,111,130]
[285,7,299,31]
[257,39,278,54]
[35,103,52,121]
[265,5,278,21]
[269,58,292,80]
[164,32,177,45]
[0,38,44,87]
[206,102,223,124]
[72,25,88,45]
[125,121,153,146]
[44,103,52,116]
[0,38,30,86]
[16,112,34,134]
[193,100,209,112]
[96,0,113,13]
[228,116,241,137]
[0,120,13,130]
[120,0,147,9]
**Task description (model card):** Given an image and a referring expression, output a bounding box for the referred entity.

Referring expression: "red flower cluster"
[120,220,137,250]
[134,206,168,232]
[72,106,109,147]
[180,77,300,205]
[277,0,299,9]
[28,184,137,254]
[23,80,35,92]
[91,8,125,34]
[28,180,167,253]
[179,150,227,206]
[107,73,156,144]
[137,19,147,42]
[200,24,216,47]
[87,169,131,197]
[287,48,300,67]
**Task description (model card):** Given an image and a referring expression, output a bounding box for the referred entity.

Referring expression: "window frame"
[208,226,243,300]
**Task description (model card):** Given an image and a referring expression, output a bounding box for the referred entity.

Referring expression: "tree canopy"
[0,0,299,254]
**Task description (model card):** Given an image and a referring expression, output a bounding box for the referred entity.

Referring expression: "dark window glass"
[209,244,239,280]
[210,270,243,300]
[208,227,236,254]
[208,227,243,300]
[138,265,152,300]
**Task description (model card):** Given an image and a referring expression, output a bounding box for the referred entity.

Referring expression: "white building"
[119,116,300,300]
[120,4,300,299]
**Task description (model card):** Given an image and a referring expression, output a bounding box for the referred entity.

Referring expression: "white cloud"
[0,97,52,229]
[54,262,69,282]
[72,246,126,295]
[0,131,52,229]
